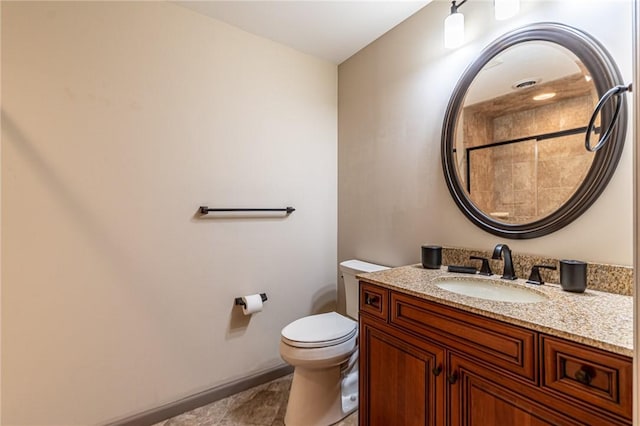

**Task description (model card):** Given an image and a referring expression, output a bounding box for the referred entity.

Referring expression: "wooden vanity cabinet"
[359,282,632,426]
[360,316,445,426]
[360,283,443,425]
[448,353,583,426]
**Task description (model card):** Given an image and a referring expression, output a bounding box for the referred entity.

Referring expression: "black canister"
[559,260,588,293]
[421,245,442,269]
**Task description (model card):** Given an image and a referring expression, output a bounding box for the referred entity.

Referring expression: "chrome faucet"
[492,244,517,280]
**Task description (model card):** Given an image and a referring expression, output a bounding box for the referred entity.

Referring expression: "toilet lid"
[281,312,357,349]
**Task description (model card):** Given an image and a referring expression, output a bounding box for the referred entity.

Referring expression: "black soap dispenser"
[421,245,442,269]
[559,260,587,293]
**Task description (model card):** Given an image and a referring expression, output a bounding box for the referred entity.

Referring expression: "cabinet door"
[360,316,444,426]
[448,354,582,426]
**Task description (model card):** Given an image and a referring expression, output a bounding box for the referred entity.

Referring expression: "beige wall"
[1,2,337,424]
[338,1,633,279]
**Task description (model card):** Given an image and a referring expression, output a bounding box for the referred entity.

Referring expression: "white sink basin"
[435,278,547,303]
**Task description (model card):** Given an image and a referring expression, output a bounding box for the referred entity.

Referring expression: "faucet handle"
[470,256,493,276]
[526,264,557,285]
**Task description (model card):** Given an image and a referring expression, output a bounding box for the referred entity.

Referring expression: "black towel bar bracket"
[235,293,268,307]
[199,206,295,215]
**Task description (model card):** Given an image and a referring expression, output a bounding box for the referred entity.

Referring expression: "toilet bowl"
[280,260,389,426]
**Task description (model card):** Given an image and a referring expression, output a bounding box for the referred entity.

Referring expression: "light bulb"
[495,0,520,20]
[444,12,464,49]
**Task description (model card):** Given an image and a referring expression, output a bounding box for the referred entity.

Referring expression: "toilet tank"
[340,260,389,319]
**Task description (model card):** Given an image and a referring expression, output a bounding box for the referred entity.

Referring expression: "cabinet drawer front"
[390,292,537,382]
[541,336,632,420]
[360,282,388,321]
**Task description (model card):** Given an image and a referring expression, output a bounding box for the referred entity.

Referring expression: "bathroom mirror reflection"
[442,23,627,239]
[453,41,597,224]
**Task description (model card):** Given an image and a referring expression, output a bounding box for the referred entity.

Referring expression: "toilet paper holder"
[235,293,268,307]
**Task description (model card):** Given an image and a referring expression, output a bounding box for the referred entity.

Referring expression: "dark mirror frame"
[441,22,627,239]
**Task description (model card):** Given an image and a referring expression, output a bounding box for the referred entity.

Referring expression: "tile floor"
[153,374,358,426]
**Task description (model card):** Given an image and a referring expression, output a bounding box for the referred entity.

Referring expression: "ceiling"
[175,1,432,64]
[465,41,584,105]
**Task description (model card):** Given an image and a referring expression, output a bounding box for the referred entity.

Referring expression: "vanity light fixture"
[446,0,520,49]
[533,92,557,101]
[494,0,520,20]
[444,0,467,49]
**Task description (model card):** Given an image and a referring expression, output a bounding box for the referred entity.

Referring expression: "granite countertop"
[358,264,634,357]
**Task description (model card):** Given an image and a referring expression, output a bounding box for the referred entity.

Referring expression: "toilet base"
[284,365,357,426]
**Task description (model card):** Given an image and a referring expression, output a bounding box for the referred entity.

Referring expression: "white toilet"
[280,259,389,426]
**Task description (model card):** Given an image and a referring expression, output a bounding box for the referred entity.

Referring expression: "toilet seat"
[281,312,357,349]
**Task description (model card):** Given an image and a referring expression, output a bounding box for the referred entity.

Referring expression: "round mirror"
[441,23,627,239]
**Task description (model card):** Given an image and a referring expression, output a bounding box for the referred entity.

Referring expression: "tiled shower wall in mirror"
[459,73,596,223]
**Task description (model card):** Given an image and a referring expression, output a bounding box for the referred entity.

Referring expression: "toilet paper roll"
[241,294,264,315]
